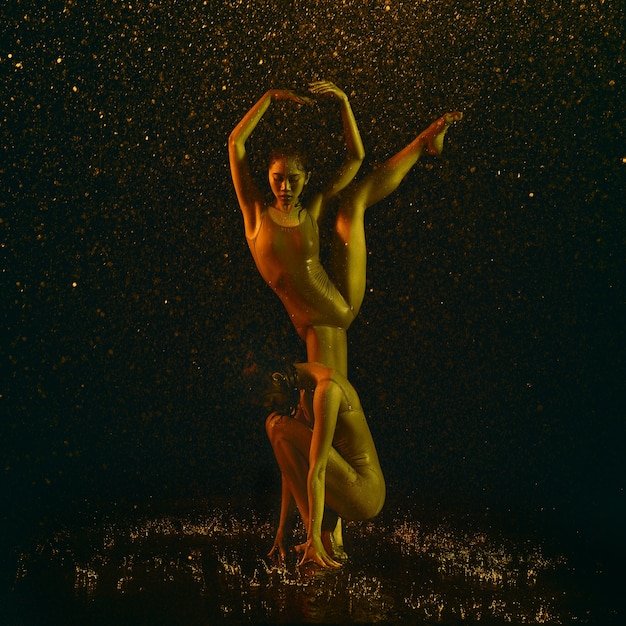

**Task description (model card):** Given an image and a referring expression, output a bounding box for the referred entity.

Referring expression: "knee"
[335,203,366,238]
[265,411,285,442]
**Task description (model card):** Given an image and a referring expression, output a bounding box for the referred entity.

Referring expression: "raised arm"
[307,81,365,219]
[228,89,311,238]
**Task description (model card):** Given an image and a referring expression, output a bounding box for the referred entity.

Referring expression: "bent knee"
[357,492,386,521]
[347,479,386,520]
[337,196,367,221]
[265,411,300,443]
[370,492,386,519]
[265,412,284,439]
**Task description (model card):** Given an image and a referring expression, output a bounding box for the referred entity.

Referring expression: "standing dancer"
[229,82,461,565]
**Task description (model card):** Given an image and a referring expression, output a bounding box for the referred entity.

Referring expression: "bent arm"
[333,93,366,193]
[310,82,365,193]
[228,91,273,238]
[307,82,365,221]
[229,89,312,238]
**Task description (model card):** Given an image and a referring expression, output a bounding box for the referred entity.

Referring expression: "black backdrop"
[2,0,624,555]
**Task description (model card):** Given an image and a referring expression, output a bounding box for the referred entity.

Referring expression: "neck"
[273,201,301,213]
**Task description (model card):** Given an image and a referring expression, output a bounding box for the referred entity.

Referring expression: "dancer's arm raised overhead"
[228,82,365,236]
[228,89,312,239]
[307,81,365,221]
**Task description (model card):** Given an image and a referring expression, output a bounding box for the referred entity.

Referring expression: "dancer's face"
[268,156,310,210]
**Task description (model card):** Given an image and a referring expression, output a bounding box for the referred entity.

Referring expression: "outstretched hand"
[308,80,348,103]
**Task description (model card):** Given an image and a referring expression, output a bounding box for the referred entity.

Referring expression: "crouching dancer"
[265,362,385,568]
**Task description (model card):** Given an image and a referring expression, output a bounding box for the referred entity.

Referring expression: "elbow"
[309,465,326,490]
[228,133,244,160]
[348,153,365,176]
[350,147,365,166]
[309,467,326,490]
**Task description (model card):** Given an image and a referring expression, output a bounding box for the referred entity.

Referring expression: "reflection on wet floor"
[8,506,619,624]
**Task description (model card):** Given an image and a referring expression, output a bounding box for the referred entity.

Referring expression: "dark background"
[2,0,624,557]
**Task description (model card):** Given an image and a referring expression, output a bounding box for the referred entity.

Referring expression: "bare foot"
[324,529,349,563]
[321,530,335,558]
[420,111,463,155]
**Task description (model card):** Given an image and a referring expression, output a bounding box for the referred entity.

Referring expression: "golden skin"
[229,82,365,377]
[267,157,310,218]
[265,363,385,568]
[229,81,462,377]
[229,85,461,566]
[232,113,463,380]
[229,81,365,561]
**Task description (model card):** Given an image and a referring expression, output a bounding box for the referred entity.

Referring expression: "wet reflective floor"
[5,503,621,625]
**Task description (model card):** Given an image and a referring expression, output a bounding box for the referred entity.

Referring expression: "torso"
[247,207,354,331]
[298,363,381,472]
[330,377,378,471]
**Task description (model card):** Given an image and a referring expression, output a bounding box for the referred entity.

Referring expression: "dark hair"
[268,146,310,173]
[263,366,300,417]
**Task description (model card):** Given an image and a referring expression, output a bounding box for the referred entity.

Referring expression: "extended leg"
[331,112,462,315]
[302,326,349,378]
[346,111,463,211]
[331,196,368,319]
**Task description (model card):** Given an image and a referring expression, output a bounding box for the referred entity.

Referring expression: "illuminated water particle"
[9,509,589,624]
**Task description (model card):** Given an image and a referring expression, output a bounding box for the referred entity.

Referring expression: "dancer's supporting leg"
[327,112,462,555]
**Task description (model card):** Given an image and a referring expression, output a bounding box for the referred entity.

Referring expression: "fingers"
[275,89,313,105]
[308,80,336,90]
[268,542,286,562]
[308,80,344,98]
[446,111,464,122]
[321,554,342,568]
[295,542,342,568]
[298,552,342,568]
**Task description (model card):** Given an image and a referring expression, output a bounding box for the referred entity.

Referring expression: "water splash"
[9,506,609,624]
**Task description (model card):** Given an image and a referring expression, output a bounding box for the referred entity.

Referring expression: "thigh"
[323,449,385,519]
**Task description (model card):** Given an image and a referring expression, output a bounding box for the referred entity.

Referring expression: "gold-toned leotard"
[247,209,354,332]
[324,372,380,473]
